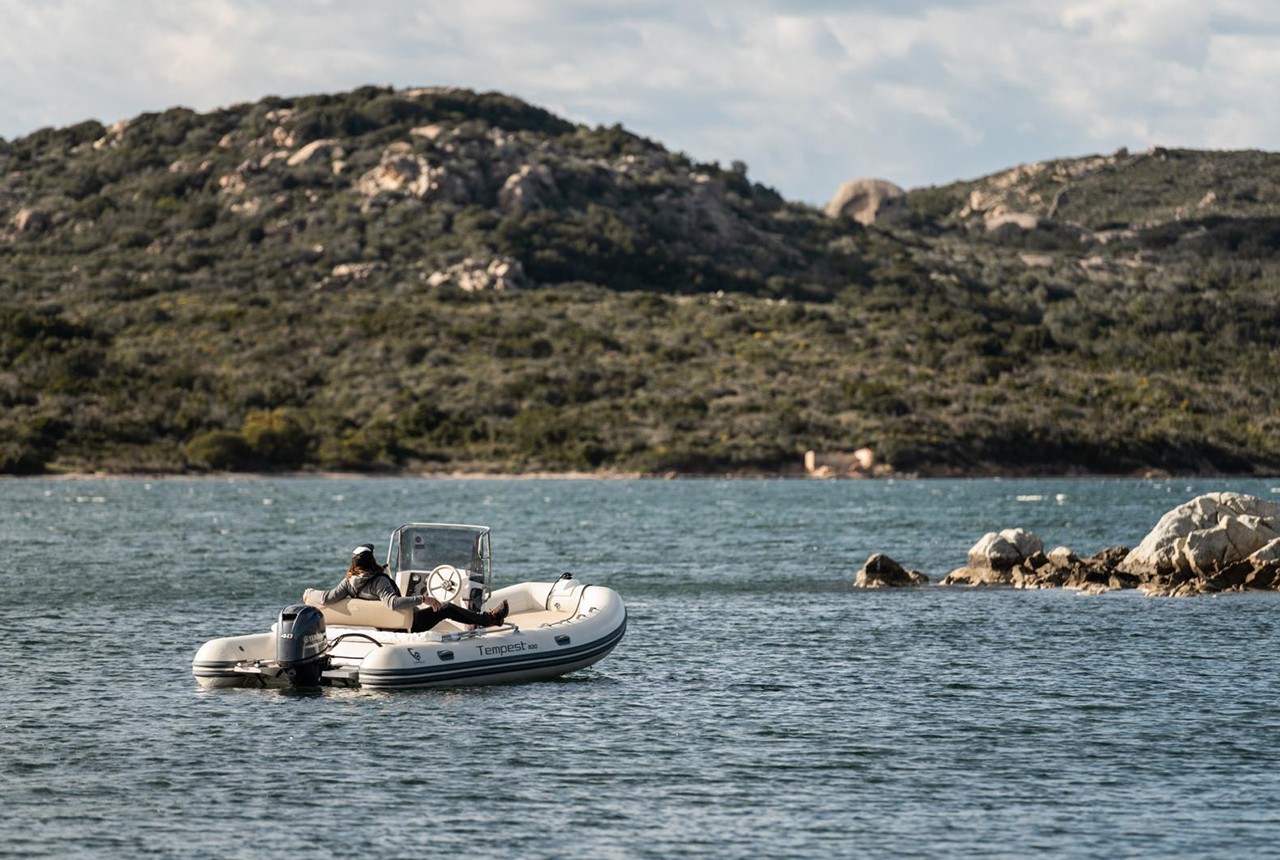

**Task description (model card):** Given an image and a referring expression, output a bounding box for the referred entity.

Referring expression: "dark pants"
[411,602,494,633]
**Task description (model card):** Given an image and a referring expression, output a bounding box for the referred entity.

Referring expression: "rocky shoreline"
[856,491,1280,597]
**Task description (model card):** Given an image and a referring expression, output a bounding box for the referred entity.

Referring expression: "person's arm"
[367,574,421,611]
[311,578,354,605]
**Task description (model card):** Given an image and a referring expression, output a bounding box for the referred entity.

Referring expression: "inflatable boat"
[192,522,627,690]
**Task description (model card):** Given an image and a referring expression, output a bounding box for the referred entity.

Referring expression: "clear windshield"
[387,523,492,605]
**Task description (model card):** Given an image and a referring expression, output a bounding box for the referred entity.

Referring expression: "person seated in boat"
[310,544,508,633]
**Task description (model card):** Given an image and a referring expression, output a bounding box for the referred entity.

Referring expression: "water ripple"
[4,477,1280,857]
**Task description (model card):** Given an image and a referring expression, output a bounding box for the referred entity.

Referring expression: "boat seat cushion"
[303,593,414,631]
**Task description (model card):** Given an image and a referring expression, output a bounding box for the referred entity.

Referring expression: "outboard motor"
[275,604,329,687]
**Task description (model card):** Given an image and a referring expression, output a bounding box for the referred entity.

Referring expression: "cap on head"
[352,543,375,557]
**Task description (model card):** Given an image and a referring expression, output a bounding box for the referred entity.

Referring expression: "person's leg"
[410,605,447,632]
[411,601,508,632]
[439,602,505,628]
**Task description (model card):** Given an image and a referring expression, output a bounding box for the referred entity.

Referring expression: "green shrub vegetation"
[2,88,1280,476]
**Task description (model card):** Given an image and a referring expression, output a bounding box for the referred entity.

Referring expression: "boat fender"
[275,603,330,687]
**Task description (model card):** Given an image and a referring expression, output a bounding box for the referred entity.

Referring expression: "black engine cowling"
[276,604,329,687]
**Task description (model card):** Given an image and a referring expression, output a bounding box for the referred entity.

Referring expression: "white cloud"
[0,0,1278,203]
[1060,0,1212,63]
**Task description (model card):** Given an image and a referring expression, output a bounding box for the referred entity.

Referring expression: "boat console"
[388,523,491,611]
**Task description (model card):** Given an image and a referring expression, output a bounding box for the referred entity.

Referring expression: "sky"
[1,0,1278,205]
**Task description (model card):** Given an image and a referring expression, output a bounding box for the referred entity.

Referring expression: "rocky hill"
[915,146,1280,229]
[2,85,1280,476]
[2,86,848,300]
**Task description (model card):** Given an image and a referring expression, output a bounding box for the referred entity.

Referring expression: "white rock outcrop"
[287,139,342,167]
[356,143,433,198]
[498,163,559,210]
[825,178,906,225]
[968,528,1044,570]
[1120,492,1280,576]
[1047,546,1079,567]
[985,212,1041,232]
[11,208,49,233]
[425,256,528,292]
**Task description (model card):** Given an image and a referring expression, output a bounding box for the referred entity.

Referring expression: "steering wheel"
[426,564,466,604]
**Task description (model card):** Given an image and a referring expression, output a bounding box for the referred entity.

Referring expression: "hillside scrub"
[2,87,1280,476]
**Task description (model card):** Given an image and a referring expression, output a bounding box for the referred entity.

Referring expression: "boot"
[486,600,509,626]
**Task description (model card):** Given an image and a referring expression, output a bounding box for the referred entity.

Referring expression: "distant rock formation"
[930,493,1280,596]
[1119,491,1280,576]
[286,138,342,168]
[425,255,528,291]
[957,150,1130,225]
[984,211,1041,232]
[11,208,49,234]
[498,163,560,210]
[804,448,889,478]
[854,553,928,588]
[941,529,1136,593]
[941,527,1045,586]
[356,142,434,198]
[1117,492,1280,595]
[825,178,906,225]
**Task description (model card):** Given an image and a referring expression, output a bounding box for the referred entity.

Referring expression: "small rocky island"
[856,491,1280,597]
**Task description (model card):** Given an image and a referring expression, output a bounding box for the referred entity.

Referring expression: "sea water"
[3,476,1279,858]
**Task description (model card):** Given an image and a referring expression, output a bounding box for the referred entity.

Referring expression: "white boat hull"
[193,579,626,690]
